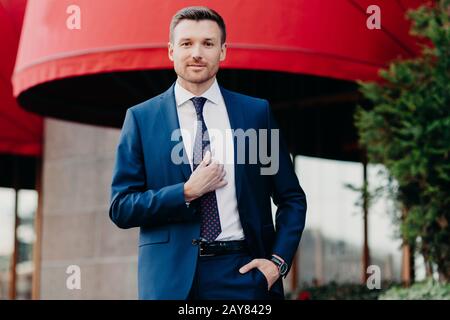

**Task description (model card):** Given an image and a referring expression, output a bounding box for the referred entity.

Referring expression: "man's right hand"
[183,151,227,202]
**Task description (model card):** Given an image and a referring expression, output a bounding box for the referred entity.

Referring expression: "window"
[0,188,38,299]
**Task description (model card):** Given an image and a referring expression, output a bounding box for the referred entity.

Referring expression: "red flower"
[297,290,311,300]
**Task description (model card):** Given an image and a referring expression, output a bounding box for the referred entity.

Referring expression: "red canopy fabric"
[0,0,42,156]
[12,0,424,97]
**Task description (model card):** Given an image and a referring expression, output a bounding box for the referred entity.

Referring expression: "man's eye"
[205,42,213,47]
[181,43,190,46]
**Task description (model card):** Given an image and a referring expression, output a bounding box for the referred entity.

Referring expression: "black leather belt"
[192,238,248,257]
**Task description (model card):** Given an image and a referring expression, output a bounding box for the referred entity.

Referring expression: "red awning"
[10,0,427,161]
[12,0,423,97]
[0,0,42,156]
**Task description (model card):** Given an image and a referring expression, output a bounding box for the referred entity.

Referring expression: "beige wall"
[39,118,138,299]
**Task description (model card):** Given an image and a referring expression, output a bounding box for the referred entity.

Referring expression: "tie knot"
[191,97,207,117]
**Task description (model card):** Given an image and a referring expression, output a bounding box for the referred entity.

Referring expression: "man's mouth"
[188,64,206,68]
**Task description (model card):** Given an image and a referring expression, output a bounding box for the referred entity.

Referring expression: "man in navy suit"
[109,6,306,300]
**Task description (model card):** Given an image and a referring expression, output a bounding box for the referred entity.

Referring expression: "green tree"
[355,0,450,281]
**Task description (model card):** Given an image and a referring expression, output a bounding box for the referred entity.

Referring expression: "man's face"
[168,19,226,85]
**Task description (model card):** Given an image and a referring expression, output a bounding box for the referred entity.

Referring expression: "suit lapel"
[220,86,245,206]
[159,83,192,181]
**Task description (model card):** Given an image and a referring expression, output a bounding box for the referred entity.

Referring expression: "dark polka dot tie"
[191,97,222,241]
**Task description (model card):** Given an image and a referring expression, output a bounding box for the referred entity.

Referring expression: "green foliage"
[354,0,450,280]
[379,279,450,300]
[294,282,396,300]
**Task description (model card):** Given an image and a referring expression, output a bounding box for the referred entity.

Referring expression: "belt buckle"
[199,247,215,257]
[194,238,216,257]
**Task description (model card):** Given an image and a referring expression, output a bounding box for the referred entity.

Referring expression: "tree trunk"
[401,207,415,286]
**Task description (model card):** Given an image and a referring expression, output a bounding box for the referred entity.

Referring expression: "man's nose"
[191,44,203,59]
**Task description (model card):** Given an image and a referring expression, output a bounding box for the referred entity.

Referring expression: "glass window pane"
[16,189,38,300]
[0,188,15,299]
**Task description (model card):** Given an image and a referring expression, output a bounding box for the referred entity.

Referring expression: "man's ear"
[220,43,227,61]
[168,42,174,61]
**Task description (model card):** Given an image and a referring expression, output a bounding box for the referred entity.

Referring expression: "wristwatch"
[270,255,288,277]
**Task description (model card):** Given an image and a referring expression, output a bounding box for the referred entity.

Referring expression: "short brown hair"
[169,6,226,44]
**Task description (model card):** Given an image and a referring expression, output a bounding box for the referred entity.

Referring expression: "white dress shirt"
[174,78,245,241]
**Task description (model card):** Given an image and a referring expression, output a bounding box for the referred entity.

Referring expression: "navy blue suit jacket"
[109,83,307,299]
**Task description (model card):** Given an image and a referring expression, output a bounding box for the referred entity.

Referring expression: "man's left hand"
[239,258,280,290]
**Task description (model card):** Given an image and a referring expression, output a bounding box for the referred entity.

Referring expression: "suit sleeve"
[109,108,193,229]
[265,100,307,274]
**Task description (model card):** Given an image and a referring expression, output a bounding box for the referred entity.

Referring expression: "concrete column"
[39,119,138,299]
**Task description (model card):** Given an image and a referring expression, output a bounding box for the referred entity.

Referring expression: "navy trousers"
[187,252,285,300]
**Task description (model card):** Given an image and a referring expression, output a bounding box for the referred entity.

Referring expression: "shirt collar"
[174,78,221,107]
